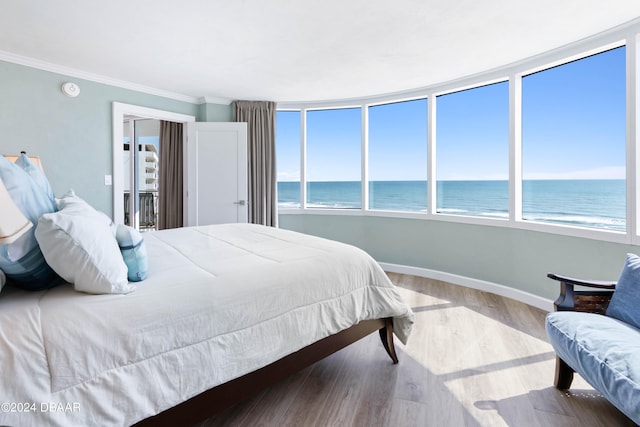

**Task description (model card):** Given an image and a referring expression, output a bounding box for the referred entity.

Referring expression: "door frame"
[112,102,195,226]
[185,122,248,226]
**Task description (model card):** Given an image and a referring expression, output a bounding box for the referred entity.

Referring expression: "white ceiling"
[1,1,640,103]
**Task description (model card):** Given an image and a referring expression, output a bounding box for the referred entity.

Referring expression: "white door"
[185,122,248,226]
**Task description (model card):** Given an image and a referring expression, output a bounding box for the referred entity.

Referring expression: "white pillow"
[56,189,117,236]
[35,192,136,295]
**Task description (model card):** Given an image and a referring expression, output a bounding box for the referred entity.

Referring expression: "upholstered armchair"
[545,256,640,424]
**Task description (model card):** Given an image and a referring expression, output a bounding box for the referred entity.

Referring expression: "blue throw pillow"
[606,253,640,329]
[0,155,60,290]
[115,224,148,282]
[14,154,55,201]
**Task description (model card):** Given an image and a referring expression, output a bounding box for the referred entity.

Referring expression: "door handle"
[234,200,246,206]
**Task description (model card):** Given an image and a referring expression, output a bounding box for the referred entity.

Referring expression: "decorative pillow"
[35,192,136,295]
[14,153,55,201]
[115,224,148,282]
[57,190,117,236]
[0,155,60,290]
[606,253,640,330]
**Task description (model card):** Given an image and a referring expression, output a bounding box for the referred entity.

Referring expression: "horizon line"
[277,178,626,182]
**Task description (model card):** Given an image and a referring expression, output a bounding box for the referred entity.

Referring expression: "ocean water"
[277,180,626,232]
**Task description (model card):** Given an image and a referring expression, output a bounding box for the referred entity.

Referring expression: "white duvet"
[0,224,414,427]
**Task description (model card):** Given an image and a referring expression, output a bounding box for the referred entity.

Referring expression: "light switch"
[104,175,112,186]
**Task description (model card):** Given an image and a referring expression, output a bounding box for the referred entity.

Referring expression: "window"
[276,111,301,208]
[123,119,160,232]
[436,82,509,218]
[522,47,626,231]
[368,99,428,212]
[275,40,631,239]
[306,108,362,209]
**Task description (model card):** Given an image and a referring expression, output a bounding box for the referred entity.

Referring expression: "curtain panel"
[158,120,184,230]
[233,100,277,227]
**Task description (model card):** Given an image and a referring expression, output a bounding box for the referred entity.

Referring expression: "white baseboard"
[379,262,554,312]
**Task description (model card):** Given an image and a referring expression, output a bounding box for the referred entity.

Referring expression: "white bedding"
[0,224,414,427]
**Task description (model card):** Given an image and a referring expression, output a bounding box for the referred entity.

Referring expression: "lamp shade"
[0,178,32,244]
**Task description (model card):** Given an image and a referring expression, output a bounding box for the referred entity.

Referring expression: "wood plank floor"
[196,273,636,427]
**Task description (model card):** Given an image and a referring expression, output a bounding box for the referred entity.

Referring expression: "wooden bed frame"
[134,317,398,426]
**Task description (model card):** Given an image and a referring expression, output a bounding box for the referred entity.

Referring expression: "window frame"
[434,80,510,220]
[275,110,303,209]
[366,98,428,213]
[303,106,364,210]
[275,24,639,246]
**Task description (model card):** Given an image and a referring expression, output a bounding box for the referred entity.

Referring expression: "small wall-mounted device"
[61,82,80,97]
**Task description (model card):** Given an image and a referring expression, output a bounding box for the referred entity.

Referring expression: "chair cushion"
[606,253,640,330]
[546,311,640,424]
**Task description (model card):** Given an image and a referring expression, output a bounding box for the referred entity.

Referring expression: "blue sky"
[275,111,302,181]
[437,82,508,181]
[276,46,626,182]
[369,99,427,181]
[522,46,626,180]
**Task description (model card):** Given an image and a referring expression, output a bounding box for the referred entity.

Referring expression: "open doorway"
[123,117,160,231]
[112,103,195,229]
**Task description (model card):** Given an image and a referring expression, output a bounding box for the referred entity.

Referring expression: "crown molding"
[198,96,233,105]
[0,50,205,104]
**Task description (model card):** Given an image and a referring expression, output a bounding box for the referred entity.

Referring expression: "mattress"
[0,223,414,427]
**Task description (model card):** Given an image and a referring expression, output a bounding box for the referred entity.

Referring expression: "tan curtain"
[233,100,277,226]
[158,120,183,229]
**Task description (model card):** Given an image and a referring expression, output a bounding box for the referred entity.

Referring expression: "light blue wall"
[279,214,635,301]
[0,60,232,215]
[198,102,233,122]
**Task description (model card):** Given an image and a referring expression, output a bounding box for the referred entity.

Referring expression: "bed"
[0,222,414,427]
